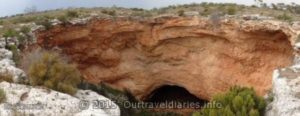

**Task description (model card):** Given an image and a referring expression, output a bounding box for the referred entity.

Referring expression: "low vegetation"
[3,28,18,49]
[66,11,79,18]
[0,72,14,83]
[101,9,116,16]
[0,88,6,103]
[22,49,81,95]
[7,45,20,66]
[193,86,266,116]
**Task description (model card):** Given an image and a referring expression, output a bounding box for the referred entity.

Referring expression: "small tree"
[23,49,81,95]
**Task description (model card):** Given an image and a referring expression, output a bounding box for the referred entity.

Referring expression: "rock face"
[35,17,295,100]
[0,82,120,116]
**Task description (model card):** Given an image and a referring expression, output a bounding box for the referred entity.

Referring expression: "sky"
[0,0,299,17]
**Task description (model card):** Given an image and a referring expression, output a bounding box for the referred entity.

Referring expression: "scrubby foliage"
[3,28,18,49]
[0,72,13,83]
[35,18,52,30]
[193,86,266,116]
[23,49,81,95]
[0,88,6,103]
[177,10,185,16]
[227,6,237,15]
[7,45,20,66]
[101,10,116,16]
[277,12,293,22]
[66,11,79,18]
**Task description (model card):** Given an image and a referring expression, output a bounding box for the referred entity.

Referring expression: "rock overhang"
[34,16,296,101]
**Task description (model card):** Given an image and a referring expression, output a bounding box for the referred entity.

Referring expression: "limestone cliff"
[34,16,296,101]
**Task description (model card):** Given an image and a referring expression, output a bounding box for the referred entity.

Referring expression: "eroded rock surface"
[35,17,295,100]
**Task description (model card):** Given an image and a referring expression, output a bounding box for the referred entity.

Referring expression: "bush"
[24,49,81,95]
[3,29,18,49]
[227,6,237,15]
[58,15,68,24]
[0,88,6,103]
[3,28,18,38]
[7,45,21,66]
[277,13,293,22]
[101,10,116,16]
[193,86,266,116]
[66,11,79,18]
[0,72,13,83]
[177,10,185,16]
[36,18,52,30]
[20,26,31,34]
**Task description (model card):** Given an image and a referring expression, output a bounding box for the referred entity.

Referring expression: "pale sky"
[0,0,299,17]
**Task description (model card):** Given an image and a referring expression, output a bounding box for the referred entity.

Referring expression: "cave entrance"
[145,85,208,112]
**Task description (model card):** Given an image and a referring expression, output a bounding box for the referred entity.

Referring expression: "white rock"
[0,38,5,48]
[50,19,62,26]
[0,82,120,116]
[0,48,26,83]
[0,49,13,60]
[0,59,26,83]
[266,64,300,116]
[294,42,300,50]
[69,18,91,25]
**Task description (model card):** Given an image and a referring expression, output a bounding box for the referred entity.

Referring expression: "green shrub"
[177,10,185,16]
[227,6,237,15]
[36,18,52,30]
[0,88,6,103]
[193,86,266,116]
[277,13,293,22]
[20,26,30,34]
[7,45,21,66]
[66,11,79,18]
[58,15,68,24]
[3,29,18,49]
[3,28,18,38]
[101,10,116,16]
[26,50,81,95]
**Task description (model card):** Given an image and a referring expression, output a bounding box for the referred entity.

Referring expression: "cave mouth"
[145,85,208,109]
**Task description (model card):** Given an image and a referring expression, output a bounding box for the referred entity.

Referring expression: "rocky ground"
[0,82,120,116]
